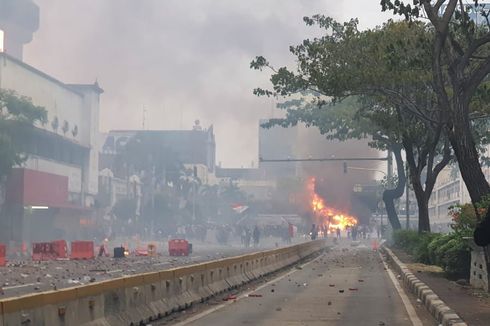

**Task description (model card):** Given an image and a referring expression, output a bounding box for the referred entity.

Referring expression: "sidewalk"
[392,248,490,326]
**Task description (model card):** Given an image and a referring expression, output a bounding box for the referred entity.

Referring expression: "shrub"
[392,229,420,253]
[430,233,470,279]
[393,229,437,263]
[413,232,439,264]
[394,230,471,280]
[427,233,451,266]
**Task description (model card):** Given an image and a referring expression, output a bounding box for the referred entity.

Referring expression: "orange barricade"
[52,240,68,259]
[0,243,6,266]
[32,240,68,261]
[168,239,189,256]
[70,241,95,260]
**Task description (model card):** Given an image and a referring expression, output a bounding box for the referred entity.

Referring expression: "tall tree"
[252,19,451,232]
[0,89,46,208]
[264,97,407,230]
[380,1,490,243]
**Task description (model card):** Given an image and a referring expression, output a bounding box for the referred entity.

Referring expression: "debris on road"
[223,294,237,301]
[248,294,262,298]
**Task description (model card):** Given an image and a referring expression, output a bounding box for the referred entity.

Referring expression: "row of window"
[24,130,87,166]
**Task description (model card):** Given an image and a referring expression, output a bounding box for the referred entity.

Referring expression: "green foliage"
[449,194,490,236]
[394,230,471,279]
[413,232,439,264]
[392,229,421,252]
[393,229,437,263]
[0,89,47,179]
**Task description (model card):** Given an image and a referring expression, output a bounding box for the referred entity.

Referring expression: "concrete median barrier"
[0,239,326,326]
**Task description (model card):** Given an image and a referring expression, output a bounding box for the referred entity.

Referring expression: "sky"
[24,0,396,168]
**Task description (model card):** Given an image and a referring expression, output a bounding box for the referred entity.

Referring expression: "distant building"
[0,0,39,60]
[215,167,275,199]
[0,52,103,242]
[102,126,216,174]
[428,161,490,232]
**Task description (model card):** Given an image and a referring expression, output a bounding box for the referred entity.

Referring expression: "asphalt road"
[169,242,436,326]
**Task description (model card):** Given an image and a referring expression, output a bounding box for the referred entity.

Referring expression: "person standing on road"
[244,228,251,248]
[288,223,294,243]
[336,227,341,239]
[310,224,318,240]
[253,226,260,247]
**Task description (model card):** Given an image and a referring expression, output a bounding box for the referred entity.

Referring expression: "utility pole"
[405,163,410,230]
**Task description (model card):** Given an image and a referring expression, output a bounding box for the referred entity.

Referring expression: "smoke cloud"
[24,0,394,167]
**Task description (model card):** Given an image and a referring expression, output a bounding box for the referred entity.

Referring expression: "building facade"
[428,162,490,232]
[0,53,102,242]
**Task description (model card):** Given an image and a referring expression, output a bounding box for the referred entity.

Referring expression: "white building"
[0,52,103,242]
[429,163,490,232]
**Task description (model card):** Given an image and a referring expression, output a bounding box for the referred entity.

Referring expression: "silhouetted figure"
[336,227,341,239]
[310,224,318,240]
[253,226,260,247]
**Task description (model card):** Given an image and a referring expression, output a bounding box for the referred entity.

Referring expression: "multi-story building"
[0,52,102,242]
[428,163,490,232]
[101,125,216,175]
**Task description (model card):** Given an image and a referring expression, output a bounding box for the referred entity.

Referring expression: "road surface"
[0,237,291,298]
[166,242,436,326]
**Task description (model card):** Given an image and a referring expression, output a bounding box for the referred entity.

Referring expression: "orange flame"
[308,177,357,232]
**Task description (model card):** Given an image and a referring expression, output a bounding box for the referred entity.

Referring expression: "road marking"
[106,269,123,274]
[172,253,325,326]
[380,253,423,326]
[3,282,41,290]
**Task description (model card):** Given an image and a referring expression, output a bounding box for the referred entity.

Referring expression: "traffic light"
[343,162,348,174]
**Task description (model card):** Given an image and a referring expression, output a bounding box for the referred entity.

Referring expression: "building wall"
[0,55,88,146]
[0,53,101,201]
[429,162,490,231]
[23,155,82,193]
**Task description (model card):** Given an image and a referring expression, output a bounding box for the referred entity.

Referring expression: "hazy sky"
[25,0,395,167]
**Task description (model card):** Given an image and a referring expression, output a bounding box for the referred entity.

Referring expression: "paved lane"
[176,244,435,326]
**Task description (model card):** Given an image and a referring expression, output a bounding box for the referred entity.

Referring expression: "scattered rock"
[456,279,469,286]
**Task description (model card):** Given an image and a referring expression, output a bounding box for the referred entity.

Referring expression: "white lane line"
[3,282,41,290]
[380,252,423,326]
[106,269,123,274]
[173,253,325,326]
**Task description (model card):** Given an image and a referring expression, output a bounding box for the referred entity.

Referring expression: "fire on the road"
[308,177,357,232]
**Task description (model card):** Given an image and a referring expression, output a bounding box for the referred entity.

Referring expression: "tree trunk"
[448,119,490,205]
[412,183,430,233]
[404,149,430,233]
[448,101,490,245]
[382,145,404,230]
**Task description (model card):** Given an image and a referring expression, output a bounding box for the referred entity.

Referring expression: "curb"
[380,246,467,326]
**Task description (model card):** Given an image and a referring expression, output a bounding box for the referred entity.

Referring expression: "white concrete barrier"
[0,240,327,326]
